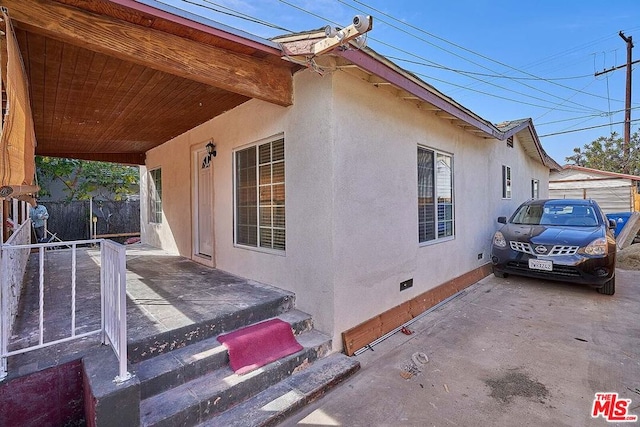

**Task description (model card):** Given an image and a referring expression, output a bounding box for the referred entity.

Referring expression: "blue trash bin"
[606,212,632,237]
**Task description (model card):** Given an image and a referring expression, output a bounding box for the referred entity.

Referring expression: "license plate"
[529,259,552,271]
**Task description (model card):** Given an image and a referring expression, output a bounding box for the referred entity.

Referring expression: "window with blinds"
[418,146,454,244]
[149,168,162,224]
[235,138,285,251]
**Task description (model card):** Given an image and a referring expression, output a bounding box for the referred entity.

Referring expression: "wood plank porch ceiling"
[0,0,296,165]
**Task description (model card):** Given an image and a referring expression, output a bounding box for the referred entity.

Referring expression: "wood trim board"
[342,263,493,356]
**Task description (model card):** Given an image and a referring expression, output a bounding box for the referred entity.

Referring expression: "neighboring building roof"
[553,164,640,182]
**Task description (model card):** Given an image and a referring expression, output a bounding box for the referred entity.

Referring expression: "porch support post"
[0,246,8,380]
[100,240,106,344]
[115,243,130,383]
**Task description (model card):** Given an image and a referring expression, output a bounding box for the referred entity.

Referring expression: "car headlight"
[493,231,507,248]
[584,237,608,256]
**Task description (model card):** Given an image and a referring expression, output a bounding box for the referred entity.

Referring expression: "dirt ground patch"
[485,370,549,404]
[617,243,640,270]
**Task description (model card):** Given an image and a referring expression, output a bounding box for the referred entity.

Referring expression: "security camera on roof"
[353,15,372,34]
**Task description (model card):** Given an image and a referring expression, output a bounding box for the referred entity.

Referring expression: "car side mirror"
[497,216,507,224]
[608,219,617,229]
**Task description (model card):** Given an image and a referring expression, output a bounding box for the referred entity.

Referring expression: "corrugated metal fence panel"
[548,187,632,214]
[549,188,584,200]
[584,187,632,213]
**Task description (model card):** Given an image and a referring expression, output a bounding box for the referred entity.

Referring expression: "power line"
[167,0,637,130]
[161,0,293,32]
[403,69,598,114]
[171,0,626,117]
[536,106,640,126]
[539,118,640,137]
[277,0,601,114]
[386,55,594,81]
[338,0,626,106]
[334,0,607,112]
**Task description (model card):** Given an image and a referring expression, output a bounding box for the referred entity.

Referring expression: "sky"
[159,0,640,164]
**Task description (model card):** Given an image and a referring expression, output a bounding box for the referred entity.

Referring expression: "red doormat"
[217,319,303,375]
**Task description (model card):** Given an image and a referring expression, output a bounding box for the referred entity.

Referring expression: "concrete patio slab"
[6,243,295,378]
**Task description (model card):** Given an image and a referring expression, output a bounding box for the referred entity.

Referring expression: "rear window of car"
[511,203,599,226]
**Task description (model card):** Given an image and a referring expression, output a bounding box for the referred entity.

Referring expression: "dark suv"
[491,199,617,295]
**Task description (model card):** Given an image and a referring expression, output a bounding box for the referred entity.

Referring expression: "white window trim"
[148,167,162,224]
[502,165,512,200]
[418,145,455,246]
[531,178,540,199]
[232,134,286,255]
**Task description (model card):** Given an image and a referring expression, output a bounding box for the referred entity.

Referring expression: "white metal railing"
[101,240,131,383]
[0,238,131,382]
[0,220,32,378]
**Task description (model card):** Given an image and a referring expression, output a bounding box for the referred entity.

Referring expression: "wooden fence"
[41,200,140,243]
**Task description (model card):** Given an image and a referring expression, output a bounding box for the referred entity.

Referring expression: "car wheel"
[597,276,615,296]
[494,270,508,279]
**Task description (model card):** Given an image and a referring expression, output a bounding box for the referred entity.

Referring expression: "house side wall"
[330,71,549,337]
[140,67,551,349]
[141,71,338,339]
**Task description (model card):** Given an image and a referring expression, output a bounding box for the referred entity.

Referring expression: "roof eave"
[115,0,283,54]
[335,48,502,139]
[561,164,640,181]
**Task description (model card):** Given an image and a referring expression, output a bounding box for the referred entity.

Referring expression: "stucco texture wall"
[142,70,338,341]
[141,65,551,349]
[330,70,550,337]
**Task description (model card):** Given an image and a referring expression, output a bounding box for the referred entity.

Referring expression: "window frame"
[502,165,512,199]
[233,135,286,254]
[148,168,163,224]
[418,145,455,246]
[531,179,540,199]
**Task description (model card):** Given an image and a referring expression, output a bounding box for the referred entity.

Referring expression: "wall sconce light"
[206,141,216,158]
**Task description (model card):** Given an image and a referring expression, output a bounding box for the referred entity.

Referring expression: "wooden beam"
[312,17,372,56]
[418,103,440,111]
[368,75,391,85]
[2,0,292,106]
[39,151,146,165]
[436,111,458,120]
[0,184,40,199]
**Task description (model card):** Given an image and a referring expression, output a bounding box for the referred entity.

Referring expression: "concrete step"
[128,291,296,363]
[139,329,333,427]
[134,310,317,400]
[197,354,360,427]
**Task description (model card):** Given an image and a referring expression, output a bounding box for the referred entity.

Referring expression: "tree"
[565,130,640,175]
[35,157,139,201]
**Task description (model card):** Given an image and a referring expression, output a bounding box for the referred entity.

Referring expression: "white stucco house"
[138,25,558,354]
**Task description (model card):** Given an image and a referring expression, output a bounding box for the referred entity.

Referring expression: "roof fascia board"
[115,0,283,54]
[562,164,640,181]
[336,48,502,139]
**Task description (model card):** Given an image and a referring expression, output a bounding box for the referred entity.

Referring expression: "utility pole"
[595,31,635,174]
[620,31,633,173]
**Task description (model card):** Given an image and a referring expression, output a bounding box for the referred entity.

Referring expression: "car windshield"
[510,203,599,226]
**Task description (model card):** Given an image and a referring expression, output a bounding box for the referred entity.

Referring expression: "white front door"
[192,147,214,263]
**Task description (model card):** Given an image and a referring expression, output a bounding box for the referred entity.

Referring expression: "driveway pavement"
[281,269,640,427]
